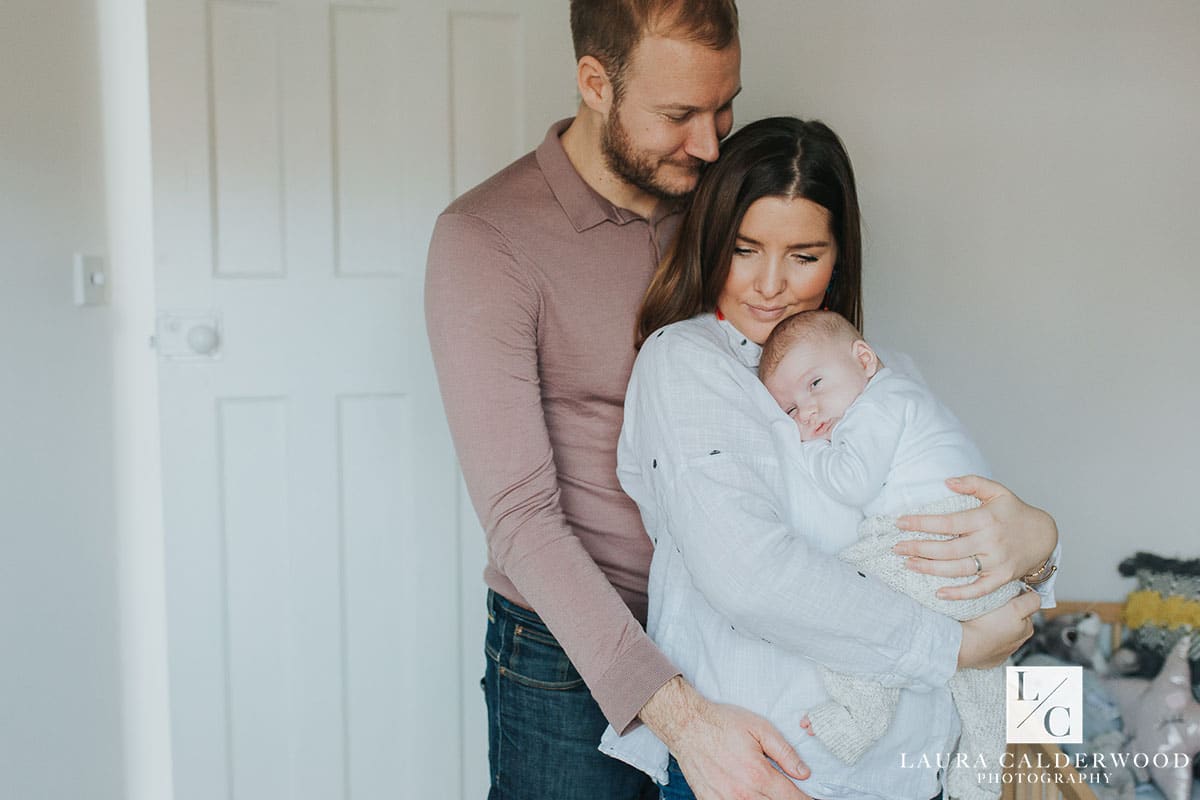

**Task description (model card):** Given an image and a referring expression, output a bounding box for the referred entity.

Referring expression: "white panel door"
[147,1,575,798]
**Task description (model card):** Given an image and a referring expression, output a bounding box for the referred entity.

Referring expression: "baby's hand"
[799,714,815,736]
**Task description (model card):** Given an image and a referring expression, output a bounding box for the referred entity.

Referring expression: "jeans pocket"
[506,623,585,690]
[486,602,585,691]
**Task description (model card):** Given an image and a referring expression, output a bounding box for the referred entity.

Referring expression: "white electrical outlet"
[73,253,109,306]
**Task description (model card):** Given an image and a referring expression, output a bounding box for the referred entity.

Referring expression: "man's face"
[765,338,879,442]
[601,34,741,201]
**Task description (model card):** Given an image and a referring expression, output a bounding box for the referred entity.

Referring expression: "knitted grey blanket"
[808,495,1023,800]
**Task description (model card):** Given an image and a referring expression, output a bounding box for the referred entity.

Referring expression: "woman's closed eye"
[733,245,755,256]
[791,252,819,264]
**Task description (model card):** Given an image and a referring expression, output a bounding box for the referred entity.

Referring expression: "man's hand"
[892,475,1058,600]
[957,590,1040,669]
[640,676,812,800]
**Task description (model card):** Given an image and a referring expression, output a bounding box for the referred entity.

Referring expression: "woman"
[602,118,1058,800]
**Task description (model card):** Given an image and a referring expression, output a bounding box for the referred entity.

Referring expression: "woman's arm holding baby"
[892,474,1059,601]
[624,332,1039,686]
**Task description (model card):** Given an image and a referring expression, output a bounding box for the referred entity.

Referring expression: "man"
[426,2,813,797]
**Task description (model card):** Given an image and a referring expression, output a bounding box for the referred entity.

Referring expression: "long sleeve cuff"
[593,636,680,734]
[889,611,961,692]
[1031,541,1063,608]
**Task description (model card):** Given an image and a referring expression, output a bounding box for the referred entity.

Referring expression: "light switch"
[73,254,109,306]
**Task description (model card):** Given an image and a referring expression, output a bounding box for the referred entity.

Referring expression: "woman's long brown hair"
[636,117,863,348]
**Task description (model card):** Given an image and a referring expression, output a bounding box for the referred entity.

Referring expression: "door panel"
[210,0,285,277]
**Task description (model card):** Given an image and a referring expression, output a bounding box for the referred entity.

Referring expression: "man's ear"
[852,339,880,378]
[576,55,615,114]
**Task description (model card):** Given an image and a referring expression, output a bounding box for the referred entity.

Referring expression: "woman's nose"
[756,260,786,299]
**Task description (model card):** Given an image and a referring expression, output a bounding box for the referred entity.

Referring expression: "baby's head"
[759,310,880,441]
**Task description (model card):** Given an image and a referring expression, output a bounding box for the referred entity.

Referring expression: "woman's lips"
[746,304,788,321]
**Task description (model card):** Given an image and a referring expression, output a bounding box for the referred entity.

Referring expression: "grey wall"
[739,1,1200,602]
[0,0,124,798]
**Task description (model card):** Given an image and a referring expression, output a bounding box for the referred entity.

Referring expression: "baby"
[759,309,1022,800]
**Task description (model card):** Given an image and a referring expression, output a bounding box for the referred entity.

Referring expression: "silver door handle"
[187,324,220,355]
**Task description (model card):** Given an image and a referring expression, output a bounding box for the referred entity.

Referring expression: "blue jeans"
[660,756,944,800]
[484,589,657,800]
[659,756,694,800]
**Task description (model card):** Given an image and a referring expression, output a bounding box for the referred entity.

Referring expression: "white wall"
[739,1,1200,602]
[0,1,125,799]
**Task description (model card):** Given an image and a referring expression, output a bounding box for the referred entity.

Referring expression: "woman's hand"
[891,475,1058,600]
[957,591,1041,669]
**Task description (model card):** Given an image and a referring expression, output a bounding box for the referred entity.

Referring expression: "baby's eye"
[810,378,822,389]
[785,407,798,417]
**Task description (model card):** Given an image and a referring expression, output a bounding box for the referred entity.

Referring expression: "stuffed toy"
[1114,552,1200,695]
[1018,611,1108,673]
[1103,636,1200,800]
[1017,613,1135,799]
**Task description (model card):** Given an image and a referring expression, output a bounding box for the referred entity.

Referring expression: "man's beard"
[600,104,705,202]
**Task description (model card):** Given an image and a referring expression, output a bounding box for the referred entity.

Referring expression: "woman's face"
[716,196,837,345]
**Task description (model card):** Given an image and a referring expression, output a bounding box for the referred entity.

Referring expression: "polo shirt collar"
[536,118,683,232]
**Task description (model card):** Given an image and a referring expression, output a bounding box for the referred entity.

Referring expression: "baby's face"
[765,338,878,441]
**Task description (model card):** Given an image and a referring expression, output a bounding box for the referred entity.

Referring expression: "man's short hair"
[570,0,738,97]
[758,310,863,383]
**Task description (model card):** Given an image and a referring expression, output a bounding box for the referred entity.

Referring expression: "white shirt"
[601,314,963,800]
[796,366,990,517]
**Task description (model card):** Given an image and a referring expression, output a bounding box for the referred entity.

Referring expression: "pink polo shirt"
[425,120,683,732]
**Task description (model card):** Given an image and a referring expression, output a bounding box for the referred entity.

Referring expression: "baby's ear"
[853,339,880,377]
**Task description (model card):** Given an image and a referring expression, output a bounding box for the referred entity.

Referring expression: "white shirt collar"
[711,313,762,370]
